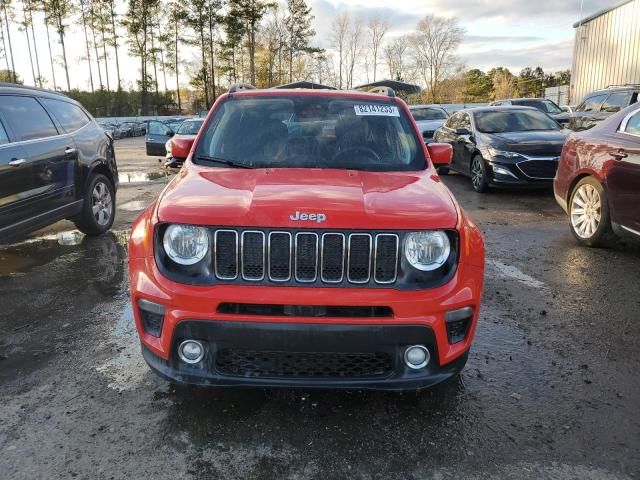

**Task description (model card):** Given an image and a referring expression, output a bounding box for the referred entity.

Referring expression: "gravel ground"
[0,137,638,479]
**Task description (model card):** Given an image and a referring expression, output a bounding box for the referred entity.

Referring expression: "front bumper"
[482,153,560,188]
[140,321,469,390]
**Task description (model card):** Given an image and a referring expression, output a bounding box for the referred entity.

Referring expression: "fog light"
[178,340,205,364]
[404,345,430,369]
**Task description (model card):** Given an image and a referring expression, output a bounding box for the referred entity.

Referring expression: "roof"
[0,82,70,100]
[355,80,422,94]
[409,104,447,109]
[573,0,635,28]
[463,106,539,113]
[272,81,337,90]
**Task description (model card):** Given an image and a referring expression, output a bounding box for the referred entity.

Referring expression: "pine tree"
[284,0,313,83]
[0,0,16,83]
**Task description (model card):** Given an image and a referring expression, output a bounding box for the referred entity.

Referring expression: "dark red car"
[554,103,640,246]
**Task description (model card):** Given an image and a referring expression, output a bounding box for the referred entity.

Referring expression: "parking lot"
[1,137,639,479]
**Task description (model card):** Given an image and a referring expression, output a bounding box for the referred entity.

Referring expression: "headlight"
[163,224,209,265]
[404,231,451,271]
[487,148,523,159]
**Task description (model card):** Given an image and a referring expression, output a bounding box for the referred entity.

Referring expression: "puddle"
[118,171,171,183]
[96,304,148,392]
[0,230,129,277]
[119,199,150,212]
[487,259,547,289]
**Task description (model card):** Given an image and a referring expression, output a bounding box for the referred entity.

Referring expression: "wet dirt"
[0,170,638,479]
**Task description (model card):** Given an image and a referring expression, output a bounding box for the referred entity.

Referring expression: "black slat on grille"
[375,235,398,283]
[348,234,371,283]
[295,233,318,281]
[242,231,264,280]
[321,233,344,282]
[269,232,291,281]
[217,303,393,318]
[215,231,238,279]
[517,160,558,179]
[216,349,393,378]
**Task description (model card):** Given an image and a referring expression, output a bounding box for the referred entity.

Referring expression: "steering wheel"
[332,146,382,164]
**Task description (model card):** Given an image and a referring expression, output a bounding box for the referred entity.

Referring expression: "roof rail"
[368,86,395,97]
[229,83,256,93]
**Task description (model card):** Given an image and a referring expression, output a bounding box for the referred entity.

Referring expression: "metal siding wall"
[570,0,640,104]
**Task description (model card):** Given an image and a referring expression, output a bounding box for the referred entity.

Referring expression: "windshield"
[517,99,562,114]
[410,107,448,121]
[474,110,561,133]
[176,120,203,135]
[194,96,425,171]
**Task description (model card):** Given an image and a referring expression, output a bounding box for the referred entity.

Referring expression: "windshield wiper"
[194,155,254,169]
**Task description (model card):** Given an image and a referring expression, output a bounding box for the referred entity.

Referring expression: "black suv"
[569,85,639,131]
[490,98,571,126]
[0,84,118,242]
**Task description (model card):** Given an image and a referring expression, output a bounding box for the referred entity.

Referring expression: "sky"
[0,0,617,91]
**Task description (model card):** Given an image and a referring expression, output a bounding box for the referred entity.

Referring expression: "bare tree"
[1,0,17,82]
[492,69,515,100]
[410,15,464,102]
[345,16,362,88]
[329,12,348,89]
[79,0,95,92]
[41,0,57,89]
[105,0,121,91]
[383,35,408,81]
[366,15,388,82]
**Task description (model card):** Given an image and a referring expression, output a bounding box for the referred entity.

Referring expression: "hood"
[157,167,458,230]
[415,119,447,132]
[485,130,569,156]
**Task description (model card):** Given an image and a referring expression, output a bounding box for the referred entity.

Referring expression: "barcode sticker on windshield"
[354,104,400,117]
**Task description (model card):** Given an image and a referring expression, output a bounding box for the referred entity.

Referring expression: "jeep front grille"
[211,229,399,286]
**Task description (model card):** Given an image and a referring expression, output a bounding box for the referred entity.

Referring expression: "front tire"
[569,177,616,247]
[471,155,489,193]
[74,174,116,236]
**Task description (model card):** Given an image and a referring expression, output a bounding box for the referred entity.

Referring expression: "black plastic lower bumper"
[141,320,469,391]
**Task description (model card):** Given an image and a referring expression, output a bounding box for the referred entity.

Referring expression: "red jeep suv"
[129,86,485,390]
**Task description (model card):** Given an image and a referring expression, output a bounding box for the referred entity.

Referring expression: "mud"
[0,143,638,479]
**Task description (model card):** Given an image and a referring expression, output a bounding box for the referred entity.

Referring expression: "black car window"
[623,111,640,135]
[0,95,58,141]
[41,98,91,133]
[195,96,425,171]
[474,109,560,133]
[410,107,448,121]
[601,91,633,113]
[578,94,607,112]
[0,120,8,145]
[515,99,562,114]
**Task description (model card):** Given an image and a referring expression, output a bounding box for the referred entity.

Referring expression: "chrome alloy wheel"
[571,183,602,239]
[471,157,484,189]
[92,181,113,226]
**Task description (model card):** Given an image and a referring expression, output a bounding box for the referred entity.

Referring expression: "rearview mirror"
[427,143,453,167]
[455,127,471,136]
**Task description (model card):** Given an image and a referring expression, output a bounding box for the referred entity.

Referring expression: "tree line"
[0,0,572,116]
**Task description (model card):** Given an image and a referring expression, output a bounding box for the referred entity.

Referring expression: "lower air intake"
[216,349,393,379]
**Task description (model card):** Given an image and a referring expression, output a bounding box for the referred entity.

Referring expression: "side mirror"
[427,143,453,166]
[455,127,471,136]
[166,130,174,137]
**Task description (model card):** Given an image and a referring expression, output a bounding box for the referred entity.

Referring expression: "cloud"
[458,38,575,73]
